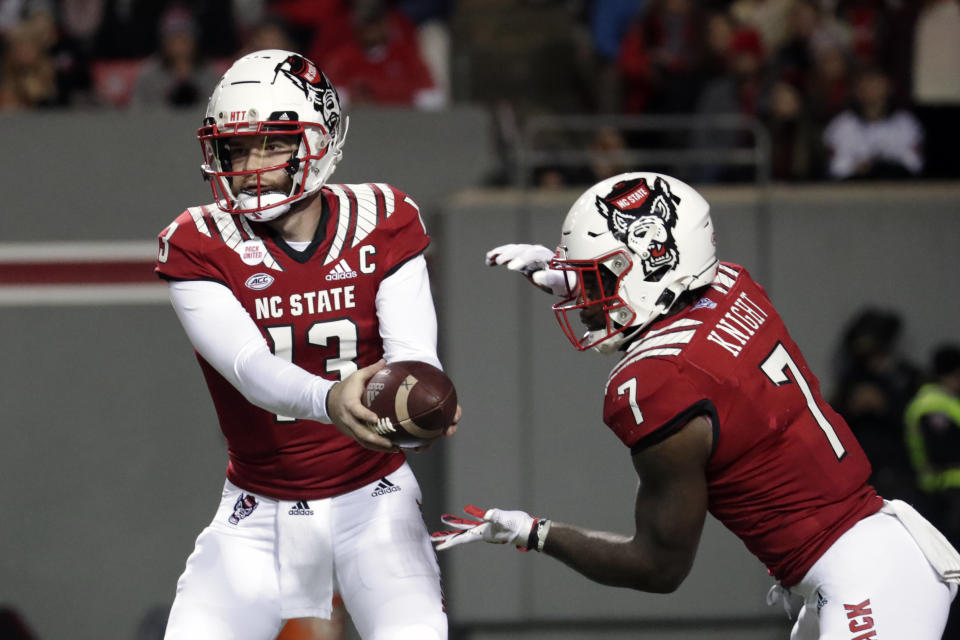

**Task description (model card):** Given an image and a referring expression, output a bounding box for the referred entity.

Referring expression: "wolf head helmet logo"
[551,172,717,353]
[273,54,341,135]
[594,176,681,282]
[228,493,258,525]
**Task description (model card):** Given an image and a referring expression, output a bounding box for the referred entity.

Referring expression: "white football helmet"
[551,172,718,354]
[198,49,348,222]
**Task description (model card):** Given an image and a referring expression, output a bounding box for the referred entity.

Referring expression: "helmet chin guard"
[198,50,347,220]
[551,172,719,353]
[237,193,292,222]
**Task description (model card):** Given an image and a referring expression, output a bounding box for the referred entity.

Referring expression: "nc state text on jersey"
[705,291,770,357]
[255,285,356,319]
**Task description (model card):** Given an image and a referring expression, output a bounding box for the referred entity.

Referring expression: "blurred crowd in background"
[1,0,958,184]
[832,310,960,554]
[0,0,452,110]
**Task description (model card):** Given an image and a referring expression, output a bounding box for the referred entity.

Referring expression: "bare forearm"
[541,522,687,593]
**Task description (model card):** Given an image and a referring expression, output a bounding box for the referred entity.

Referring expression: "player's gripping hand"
[408,403,463,453]
[326,359,399,453]
[485,244,573,296]
[432,505,547,551]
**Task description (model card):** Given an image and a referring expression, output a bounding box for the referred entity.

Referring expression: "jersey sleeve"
[604,357,715,453]
[376,186,430,276]
[154,211,226,283]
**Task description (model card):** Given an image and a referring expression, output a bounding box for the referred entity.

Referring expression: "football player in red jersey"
[433,172,959,638]
[154,50,458,639]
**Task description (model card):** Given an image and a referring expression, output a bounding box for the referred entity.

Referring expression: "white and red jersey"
[155,183,428,501]
[604,262,882,586]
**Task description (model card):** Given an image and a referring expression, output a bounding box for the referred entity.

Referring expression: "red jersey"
[603,262,882,586]
[155,183,429,500]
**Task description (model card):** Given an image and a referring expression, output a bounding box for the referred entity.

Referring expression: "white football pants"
[789,505,957,639]
[164,462,446,640]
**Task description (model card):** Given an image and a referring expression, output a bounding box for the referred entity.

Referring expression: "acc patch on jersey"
[245,273,275,290]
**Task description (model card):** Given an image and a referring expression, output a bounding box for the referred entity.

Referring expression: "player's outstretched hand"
[326,359,399,452]
[432,505,540,551]
[485,244,573,297]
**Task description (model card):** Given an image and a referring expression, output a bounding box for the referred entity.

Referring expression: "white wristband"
[534,519,552,552]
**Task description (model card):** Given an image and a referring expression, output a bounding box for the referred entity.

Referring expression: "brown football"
[362,360,458,448]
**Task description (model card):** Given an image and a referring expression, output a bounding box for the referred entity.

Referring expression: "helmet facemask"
[552,250,638,354]
[199,119,334,222]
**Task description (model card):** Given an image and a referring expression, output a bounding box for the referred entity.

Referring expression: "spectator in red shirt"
[322,0,440,109]
[617,0,706,115]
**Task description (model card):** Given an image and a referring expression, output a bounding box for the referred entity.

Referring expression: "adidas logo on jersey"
[288,500,314,516]
[371,477,401,497]
[325,258,357,281]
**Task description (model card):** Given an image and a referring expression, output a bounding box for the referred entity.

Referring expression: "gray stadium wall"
[0,109,958,640]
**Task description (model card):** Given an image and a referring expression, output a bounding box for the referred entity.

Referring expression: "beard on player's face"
[233,172,294,198]
[579,302,608,332]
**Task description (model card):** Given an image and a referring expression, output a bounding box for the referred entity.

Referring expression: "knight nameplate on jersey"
[705,291,769,357]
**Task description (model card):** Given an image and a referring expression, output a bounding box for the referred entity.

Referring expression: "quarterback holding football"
[434,172,959,639]
[155,50,458,639]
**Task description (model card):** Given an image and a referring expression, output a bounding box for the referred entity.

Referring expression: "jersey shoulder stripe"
[323,183,407,265]
[606,318,703,388]
[324,185,358,265]
[187,205,212,237]
[182,204,284,272]
[718,263,740,278]
[372,182,396,218]
[210,206,246,248]
[711,263,741,294]
[350,184,381,246]
[369,183,387,225]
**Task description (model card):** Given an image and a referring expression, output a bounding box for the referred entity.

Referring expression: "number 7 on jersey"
[761,342,846,460]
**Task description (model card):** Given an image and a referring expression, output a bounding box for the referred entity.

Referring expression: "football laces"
[371,417,397,436]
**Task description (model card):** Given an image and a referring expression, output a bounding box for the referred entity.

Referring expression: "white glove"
[485,243,574,297]
[432,505,548,551]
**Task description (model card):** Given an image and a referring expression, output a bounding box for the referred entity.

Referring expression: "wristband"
[527,518,552,552]
[537,519,552,552]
